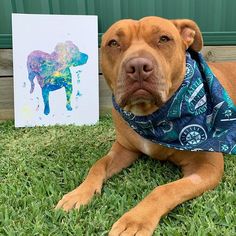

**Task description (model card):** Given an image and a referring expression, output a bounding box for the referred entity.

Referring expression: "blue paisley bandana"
[113,50,236,154]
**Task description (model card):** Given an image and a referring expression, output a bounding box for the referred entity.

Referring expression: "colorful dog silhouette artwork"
[27,41,88,115]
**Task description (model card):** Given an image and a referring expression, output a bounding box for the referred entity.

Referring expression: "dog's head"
[54,41,88,68]
[101,16,203,115]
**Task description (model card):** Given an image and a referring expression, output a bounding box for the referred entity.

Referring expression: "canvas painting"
[12,14,98,127]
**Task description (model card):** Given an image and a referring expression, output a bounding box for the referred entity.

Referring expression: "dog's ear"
[172,19,203,51]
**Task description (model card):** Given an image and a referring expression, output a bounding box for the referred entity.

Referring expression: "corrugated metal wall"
[1,0,236,48]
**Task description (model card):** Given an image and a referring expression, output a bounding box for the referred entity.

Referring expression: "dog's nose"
[125,58,154,81]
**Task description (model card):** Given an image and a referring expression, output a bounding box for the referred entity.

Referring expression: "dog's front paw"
[44,106,50,115]
[109,210,157,236]
[66,104,72,111]
[55,184,95,212]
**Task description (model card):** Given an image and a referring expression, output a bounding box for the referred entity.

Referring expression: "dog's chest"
[139,138,173,160]
[115,110,173,161]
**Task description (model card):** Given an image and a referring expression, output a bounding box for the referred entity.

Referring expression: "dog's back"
[209,61,236,104]
[27,50,60,91]
[27,50,59,77]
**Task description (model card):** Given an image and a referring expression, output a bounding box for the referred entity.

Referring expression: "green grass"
[0,115,236,236]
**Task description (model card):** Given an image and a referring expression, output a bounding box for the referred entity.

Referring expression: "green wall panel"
[0,0,236,48]
[0,0,13,34]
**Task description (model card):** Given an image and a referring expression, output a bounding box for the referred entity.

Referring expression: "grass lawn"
[0,115,236,236]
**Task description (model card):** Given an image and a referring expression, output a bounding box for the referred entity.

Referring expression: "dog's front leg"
[109,152,224,236]
[55,141,139,211]
[65,84,73,111]
[42,86,50,115]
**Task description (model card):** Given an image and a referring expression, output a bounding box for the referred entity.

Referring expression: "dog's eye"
[159,36,171,43]
[108,39,120,48]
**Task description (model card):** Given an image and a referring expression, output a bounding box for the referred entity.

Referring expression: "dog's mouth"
[115,84,166,115]
[121,88,155,106]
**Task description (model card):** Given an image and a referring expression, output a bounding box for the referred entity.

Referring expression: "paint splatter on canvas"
[27,41,88,115]
[12,14,98,127]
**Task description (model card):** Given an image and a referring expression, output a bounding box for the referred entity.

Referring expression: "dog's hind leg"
[65,84,73,111]
[42,86,50,115]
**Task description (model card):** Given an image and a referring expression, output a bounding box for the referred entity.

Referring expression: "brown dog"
[56,17,236,235]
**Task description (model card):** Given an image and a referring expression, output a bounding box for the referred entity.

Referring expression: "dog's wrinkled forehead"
[102,17,180,46]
